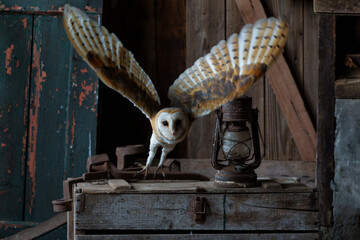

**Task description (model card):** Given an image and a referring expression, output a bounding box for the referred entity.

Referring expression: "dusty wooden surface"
[74,181,317,232]
[314,0,360,14]
[317,15,335,227]
[179,159,315,187]
[76,233,319,240]
[76,180,314,194]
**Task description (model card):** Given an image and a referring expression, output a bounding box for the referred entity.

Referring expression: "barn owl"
[63,4,288,178]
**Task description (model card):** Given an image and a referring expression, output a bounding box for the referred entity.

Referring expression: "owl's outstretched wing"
[168,18,288,119]
[63,4,161,119]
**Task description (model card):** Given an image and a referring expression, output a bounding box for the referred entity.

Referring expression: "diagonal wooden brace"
[235,0,317,162]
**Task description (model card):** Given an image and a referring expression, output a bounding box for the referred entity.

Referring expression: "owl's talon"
[153,166,166,179]
[133,165,149,179]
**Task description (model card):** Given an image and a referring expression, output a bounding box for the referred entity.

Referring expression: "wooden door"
[0,1,102,238]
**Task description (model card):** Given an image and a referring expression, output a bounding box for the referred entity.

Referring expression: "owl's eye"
[162,121,168,126]
[175,120,182,126]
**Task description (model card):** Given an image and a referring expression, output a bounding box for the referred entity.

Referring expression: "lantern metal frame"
[211,96,264,187]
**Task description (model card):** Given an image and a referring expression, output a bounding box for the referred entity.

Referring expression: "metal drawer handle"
[193,196,207,223]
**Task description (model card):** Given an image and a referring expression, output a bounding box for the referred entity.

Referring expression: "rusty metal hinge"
[193,196,207,224]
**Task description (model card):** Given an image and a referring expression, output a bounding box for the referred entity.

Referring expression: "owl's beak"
[172,130,176,136]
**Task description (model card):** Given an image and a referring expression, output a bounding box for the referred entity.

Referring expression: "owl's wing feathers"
[63,4,161,118]
[168,18,288,119]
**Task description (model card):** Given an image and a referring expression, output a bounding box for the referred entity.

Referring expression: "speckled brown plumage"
[168,17,289,119]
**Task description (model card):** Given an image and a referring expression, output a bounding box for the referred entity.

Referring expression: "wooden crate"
[69,179,319,239]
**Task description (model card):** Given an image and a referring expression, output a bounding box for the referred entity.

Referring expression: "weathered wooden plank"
[156,0,187,157]
[262,0,303,161]
[235,0,316,162]
[303,0,319,123]
[317,15,336,227]
[98,0,156,157]
[76,233,319,240]
[24,14,99,222]
[335,78,360,99]
[225,194,318,231]
[0,0,102,13]
[25,14,72,221]
[108,179,132,190]
[314,0,360,14]
[64,50,98,178]
[75,191,317,231]
[77,180,313,194]
[0,14,32,221]
[186,0,225,158]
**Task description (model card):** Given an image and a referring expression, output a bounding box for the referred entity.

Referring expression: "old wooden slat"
[156,0,187,157]
[0,0,102,13]
[317,15,336,227]
[98,0,156,157]
[64,50,98,178]
[335,78,360,99]
[76,233,319,240]
[75,185,317,231]
[262,0,303,161]
[25,14,72,222]
[235,0,316,162]
[314,0,360,14]
[303,0,319,123]
[24,13,99,223]
[108,179,132,190]
[0,14,32,221]
[186,0,225,158]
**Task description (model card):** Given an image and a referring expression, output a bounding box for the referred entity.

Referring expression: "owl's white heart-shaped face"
[155,108,189,143]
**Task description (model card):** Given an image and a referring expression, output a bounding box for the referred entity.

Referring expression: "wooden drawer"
[69,180,318,239]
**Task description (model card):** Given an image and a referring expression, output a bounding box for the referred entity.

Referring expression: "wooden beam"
[235,0,316,162]
[317,15,336,227]
[314,0,360,15]
[335,78,360,99]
